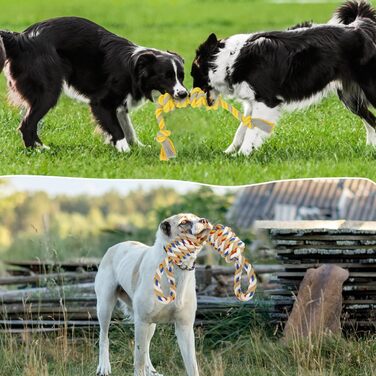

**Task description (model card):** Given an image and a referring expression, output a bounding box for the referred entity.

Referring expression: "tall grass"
[0,314,374,376]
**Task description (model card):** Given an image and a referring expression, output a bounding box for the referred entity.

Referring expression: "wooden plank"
[0,272,96,286]
[277,271,376,278]
[3,260,100,273]
[282,263,376,270]
[255,220,376,233]
[272,234,376,241]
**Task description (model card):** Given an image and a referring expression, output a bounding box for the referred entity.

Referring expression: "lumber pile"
[0,260,278,332]
[256,221,376,332]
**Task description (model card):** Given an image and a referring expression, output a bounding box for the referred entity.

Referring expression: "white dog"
[95,213,212,376]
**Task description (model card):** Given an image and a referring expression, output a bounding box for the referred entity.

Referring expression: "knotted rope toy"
[154,231,208,304]
[155,87,275,161]
[154,224,257,304]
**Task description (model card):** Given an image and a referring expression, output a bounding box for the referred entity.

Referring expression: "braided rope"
[154,233,207,304]
[208,224,257,302]
[154,223,257,304]
[155,87,275,161]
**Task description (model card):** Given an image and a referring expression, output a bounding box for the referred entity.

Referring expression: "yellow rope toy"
[155,88,275,161]
[154,224,257,304]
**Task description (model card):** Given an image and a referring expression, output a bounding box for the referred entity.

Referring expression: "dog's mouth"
[206,89,219,107]
[191,222,213,240]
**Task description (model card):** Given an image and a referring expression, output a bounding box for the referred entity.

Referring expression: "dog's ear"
[160,220,171,237]
[134,51,157,76]
[205,33,218,47]
[196,33,218,59]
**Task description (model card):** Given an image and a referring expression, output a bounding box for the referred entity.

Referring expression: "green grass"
[1,324,375,376]
[0,0,375,184]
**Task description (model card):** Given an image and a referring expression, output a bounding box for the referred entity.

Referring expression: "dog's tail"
[332,0,376,25]
[330,1,376,65]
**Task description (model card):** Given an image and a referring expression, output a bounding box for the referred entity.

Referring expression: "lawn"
[0,0,375,184]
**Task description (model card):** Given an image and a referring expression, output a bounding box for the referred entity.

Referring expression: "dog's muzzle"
[191,218,212,236]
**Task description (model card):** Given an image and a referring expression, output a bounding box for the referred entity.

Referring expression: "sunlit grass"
[0,0,375,184]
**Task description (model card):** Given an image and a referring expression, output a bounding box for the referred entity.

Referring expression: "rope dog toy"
[153,224,257,304]
[208,224,257,302]
[154,232,208,304]
[155,88,275,161]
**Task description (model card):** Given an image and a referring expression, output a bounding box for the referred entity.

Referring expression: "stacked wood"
[0,261,279,332]
[256,220,376,332]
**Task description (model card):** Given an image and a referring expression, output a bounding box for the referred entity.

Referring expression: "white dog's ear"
[160,220,171,237]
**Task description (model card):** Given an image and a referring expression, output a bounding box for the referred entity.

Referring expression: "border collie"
[191,1,376,155]
[0,17,188,151]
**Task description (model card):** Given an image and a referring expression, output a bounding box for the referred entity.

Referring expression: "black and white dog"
[191,1,376,155]
[0,17,188,151]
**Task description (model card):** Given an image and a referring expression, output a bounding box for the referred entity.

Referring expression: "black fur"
[160,221,171,237]
[0,17,186,148]
[288,21,314,30]
[191,33,225,105]
[192,1,376,133]
[336,0,376,24]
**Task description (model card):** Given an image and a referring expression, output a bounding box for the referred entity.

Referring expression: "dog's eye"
[179,220,190,226]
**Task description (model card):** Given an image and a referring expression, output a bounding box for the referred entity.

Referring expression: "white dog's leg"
[145,324,163,376]
[175,323,199,376]
[238,101,281,156]
[117,107,145,147]
[96,285,117,376]
[364,121,376,146]
[224,102,252,154]
[134,320,152,376]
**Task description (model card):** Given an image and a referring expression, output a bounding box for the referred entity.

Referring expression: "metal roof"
[228,179,376,229]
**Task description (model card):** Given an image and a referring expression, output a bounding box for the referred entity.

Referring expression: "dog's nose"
[199,218,208,224]
[177,90,188,99]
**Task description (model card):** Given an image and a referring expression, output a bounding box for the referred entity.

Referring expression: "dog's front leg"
[238,101,280,156]
[175,322,199,376]
[117,107,145,147]
[224,101,252,154]
[364,121,376,146]
[145,323,163,376]
[134,320,152,376]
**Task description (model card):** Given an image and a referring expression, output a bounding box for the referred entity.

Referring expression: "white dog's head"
[158,213,212,243]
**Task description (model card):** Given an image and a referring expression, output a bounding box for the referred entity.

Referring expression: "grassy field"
[0,0,375,184]
[0,323,375,376]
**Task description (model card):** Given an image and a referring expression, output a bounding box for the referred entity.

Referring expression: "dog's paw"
[134,139,146,148]
[366,129,376,146]
[238,145,255,156]
[35,142,51,151]
[115,138,131,153]
[224,143,239,154]
[238,128,269,156]
[97,362,112,376]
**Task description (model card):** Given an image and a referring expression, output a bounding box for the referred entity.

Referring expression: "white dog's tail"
[330,1,376,25]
